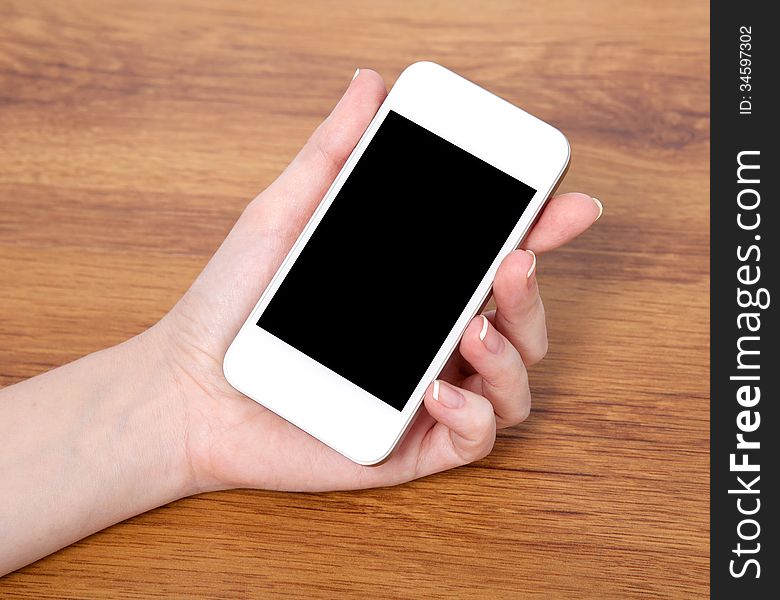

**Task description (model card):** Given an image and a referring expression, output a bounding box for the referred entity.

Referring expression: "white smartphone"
[223,62,570,465]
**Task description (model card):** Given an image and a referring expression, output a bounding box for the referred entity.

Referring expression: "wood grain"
[0,0,709,597]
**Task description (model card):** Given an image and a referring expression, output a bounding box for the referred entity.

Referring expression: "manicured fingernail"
[352,68,360,81]
[525,249,537,280]
[433,380,465,409]
[592,197,603,221]
[478,315,503,354]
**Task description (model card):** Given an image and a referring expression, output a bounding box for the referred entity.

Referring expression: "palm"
[164,198,471,492]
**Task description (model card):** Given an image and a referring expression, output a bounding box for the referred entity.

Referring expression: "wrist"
[104,326,197,504]
[140,313,237,496]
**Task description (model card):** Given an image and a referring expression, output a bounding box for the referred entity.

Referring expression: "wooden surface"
[0,0,709,597]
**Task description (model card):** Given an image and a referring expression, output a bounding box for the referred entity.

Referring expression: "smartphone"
[223,62,570,465]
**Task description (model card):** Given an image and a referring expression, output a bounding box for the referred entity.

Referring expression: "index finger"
[523,193,602,254]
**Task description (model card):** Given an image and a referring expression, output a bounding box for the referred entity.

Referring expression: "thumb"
[172,70,387,353]
[247,69,387,247]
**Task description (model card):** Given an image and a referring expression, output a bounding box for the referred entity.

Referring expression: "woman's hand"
[155,69,602,493]
[0,69,601,573]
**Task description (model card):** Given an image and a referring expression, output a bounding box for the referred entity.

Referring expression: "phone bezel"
[223,61,570,465]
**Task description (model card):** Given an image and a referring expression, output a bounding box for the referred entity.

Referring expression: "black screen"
[257,111,536,411]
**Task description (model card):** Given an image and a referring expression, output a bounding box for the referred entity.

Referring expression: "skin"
[0,69,600,575]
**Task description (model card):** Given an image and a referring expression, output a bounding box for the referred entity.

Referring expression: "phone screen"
[257,110,536,411]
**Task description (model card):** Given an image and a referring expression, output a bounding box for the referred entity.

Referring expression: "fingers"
[406,315,534,480]
[421,380,497,469]
[459,315,532,428]
[250,70,388,241]
[491,249,548,367]
[523,192,602,254]
[407,193,604,480]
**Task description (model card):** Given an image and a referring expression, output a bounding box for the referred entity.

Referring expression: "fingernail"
[352,68,360,81]
[592,197,603,221]
[478,315,503,354]
[525,249,537,280]
[433,380,465,409]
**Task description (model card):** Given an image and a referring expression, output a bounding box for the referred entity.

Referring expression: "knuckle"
[523,295,545,323]
[524,337,549,367]
[516,398,531,423]
[503,401,531,427]
[461,430,496,464]
[494,383,532,427]
[472,403,497,458]
[453,400,497,464]
[476,427,497,460]
[314,135,346,175]
[475,400,496,432]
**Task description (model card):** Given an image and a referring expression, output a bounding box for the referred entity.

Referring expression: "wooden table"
[0,1,709,597]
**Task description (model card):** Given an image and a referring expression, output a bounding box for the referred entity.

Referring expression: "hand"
[155,69,602,493]
[0,68,601,574]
